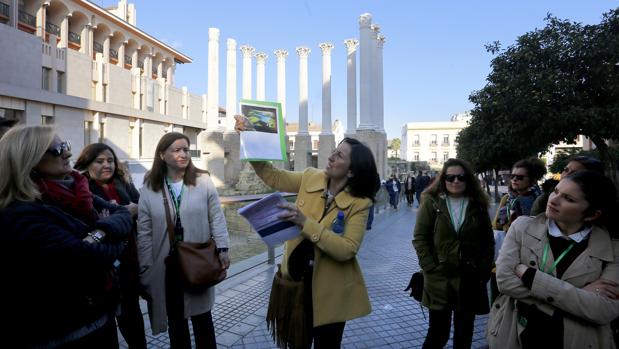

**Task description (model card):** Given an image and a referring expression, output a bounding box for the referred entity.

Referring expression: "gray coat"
[137,174,229,335]
[488,215,619,349]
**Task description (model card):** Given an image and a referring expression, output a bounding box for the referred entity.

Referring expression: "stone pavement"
[126,204,491,348]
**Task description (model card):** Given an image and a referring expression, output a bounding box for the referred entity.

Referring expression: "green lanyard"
[540,241,575,274]
[165,178,184,216]
[446,196,465,233]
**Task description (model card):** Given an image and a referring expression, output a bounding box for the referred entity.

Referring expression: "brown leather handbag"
[162,189,226,292]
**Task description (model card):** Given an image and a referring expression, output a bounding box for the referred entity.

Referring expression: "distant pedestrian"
[137,132,230,348]
[386,174,401,210]
[404,173,416,207]
[413,158,494,349]
[415,171,431,207]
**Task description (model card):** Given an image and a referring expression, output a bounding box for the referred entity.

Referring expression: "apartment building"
[0,0,213,166]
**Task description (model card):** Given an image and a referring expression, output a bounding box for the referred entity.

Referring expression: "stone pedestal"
[223,131,241,187]
[198,130,225,188]
[234,162,271,194]
[293,134,312,171]
[318,134,335,170]
[354,129,387,179]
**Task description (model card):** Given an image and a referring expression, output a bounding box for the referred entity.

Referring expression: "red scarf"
[36,171,98,225]
[96,180,121,204]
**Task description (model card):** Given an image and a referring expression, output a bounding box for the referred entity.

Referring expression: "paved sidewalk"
[128,205,490,348]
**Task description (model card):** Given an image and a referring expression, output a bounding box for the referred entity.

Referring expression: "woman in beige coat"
[137,132,230,349]
[488,171,619,349]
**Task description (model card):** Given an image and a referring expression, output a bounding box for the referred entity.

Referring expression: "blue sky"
[98,0,616,140]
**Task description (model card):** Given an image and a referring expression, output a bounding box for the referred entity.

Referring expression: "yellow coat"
[253,162,372,326]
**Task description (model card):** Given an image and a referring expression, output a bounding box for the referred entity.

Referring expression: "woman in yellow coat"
[237,119,379,348]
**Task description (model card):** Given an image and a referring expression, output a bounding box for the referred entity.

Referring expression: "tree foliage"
[389,138,401,159]
[459,9,619,183]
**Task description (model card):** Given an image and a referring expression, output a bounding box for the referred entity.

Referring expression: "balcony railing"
[124,55,132,65]
[109,48,118,59]
[18,10,35,27]
[162,70,167,79]
[0,2,9,18]
[152,67,157,76]
[138,61,144,69]
[93,41,103,53]
[46,21,60,36]
[68,31,81,44]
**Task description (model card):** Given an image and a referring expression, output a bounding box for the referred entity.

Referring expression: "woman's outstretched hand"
[234,114,254,134]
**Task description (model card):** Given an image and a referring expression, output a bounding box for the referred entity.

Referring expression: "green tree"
[389,138,401,159]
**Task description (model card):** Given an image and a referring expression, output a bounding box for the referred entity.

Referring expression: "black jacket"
[0,197,131,347]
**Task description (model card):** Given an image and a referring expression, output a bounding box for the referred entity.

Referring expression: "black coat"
[0,197,131,347]
[88,176,140,206]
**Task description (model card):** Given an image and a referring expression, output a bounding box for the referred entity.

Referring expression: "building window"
[413,152,419,161]
[430,134,437,146]
[413,134,420,146]
[99,122,105,142]
[42,67,51,90]
[289,139,294,150]
[312,140,319,150]
[443,134,449,145]
[84,121,93,146]
[443,152,449,162]
[431,152,437,162]
[102,84,108,102]
[41,115,53,125]
[57,71,65,93]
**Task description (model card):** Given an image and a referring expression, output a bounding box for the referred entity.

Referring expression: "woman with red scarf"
[75,143,146,349]
[0,126,132,348]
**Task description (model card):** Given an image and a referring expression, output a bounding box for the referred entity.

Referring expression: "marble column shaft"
[344,39,358,135]
[240,45,255,100]
[207,28,220,130]
[319,42,333,135]
[274,49,288,118]
[296,47,310,135]
[226,38,237,130]
[255,52,267,101]
[358,13,373,130]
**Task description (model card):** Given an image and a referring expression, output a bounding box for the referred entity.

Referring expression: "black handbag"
[405,271,424,302]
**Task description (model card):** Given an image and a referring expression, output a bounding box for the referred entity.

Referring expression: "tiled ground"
[125,204,492,348]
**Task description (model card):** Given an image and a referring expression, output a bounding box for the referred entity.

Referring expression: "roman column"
[295,47,311,170]
[358,13,373,130]
[240,45,255,100]
[255,52,267,101]
[377,34,385,133]
[318,42,335,169]
[274,49,288,118]
[206,28,220,131]
[225,38,237,130]
[344,39,358,136]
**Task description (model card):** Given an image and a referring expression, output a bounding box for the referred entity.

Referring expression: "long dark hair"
[342,137,380,202]
[564,170,618,234]
[144,132,208,192]
[425,158,489,209]
[512,157,547,183]
[74,143,129,184]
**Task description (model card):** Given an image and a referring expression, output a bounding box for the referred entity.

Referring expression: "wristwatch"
[88,230,105,242]
[217,247,229,253]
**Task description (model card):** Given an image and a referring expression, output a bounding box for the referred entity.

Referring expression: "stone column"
[294,47,312,171]
[59,14,69,48]
[118,41,126,67]
[317,43,335,170]
[225,38,237,131]
[9,0,17,28]
[207,28,220,131]
[240,45,255,100]
[377,35,385,133]
[274,49,288,118]
[344,39,358,136]
[36,3,47,40]
[358,13,373,130]
[370,24,381,131]
[255,52,267,101]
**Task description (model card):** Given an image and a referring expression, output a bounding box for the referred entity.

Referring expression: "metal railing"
[109,48,118,59]
[138,61,144,69]
[124,55,132,65]
[93,41,103,53]
[45,21,60,36]
[152,67,157,76]
[68,31,80,44]
[18,10,35,26]
[162,70,167,79]
[0,2,9,18]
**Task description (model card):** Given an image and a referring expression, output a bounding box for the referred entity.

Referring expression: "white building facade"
[401,112,471,170]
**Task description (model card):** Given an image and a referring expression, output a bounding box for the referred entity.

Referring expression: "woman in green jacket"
[413,158,495,349]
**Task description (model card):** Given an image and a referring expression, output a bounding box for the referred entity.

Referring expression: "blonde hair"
[0,125,55,209]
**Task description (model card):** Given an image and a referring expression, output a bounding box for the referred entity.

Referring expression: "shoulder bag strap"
[161,188,176,248]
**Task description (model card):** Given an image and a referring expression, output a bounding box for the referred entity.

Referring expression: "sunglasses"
[444,174,466,183]
[47,141,71,157]
[510,174,527,181]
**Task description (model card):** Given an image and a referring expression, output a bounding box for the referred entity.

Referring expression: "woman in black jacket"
[74,143,146,349]
[0,126,131,348]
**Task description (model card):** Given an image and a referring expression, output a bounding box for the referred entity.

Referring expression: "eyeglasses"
[510,174,527,181]
[47,141,71,157]
[444,174,466,183]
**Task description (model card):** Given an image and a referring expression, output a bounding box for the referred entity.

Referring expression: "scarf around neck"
[36,170,98,225]
[497,185,542,227]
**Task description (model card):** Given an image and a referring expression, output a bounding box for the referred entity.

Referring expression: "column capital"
[377,35,386,48]
[274,49,288,60]
[296,46,311,58]
[239,45,255,57]
[208,27,220,40]
[227,38,236,49]
[370,23,380,33]
[319,42,334,55]
[359,13,372,28]
[343,39,359,53]
[255,52,268,63]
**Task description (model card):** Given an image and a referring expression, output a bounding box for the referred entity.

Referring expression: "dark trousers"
[59,317,119,349]
[166,262,217,349]
[416,192,422,206]
[117,233,147,348]
[406,190,415,206]
[422,309,475,349]
[366,204,375,230]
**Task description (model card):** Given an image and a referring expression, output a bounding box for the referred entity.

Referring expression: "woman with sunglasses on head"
[0,126,132,348]
[488,171,619,349]
[74,143,146,349]
[413,158,495,349]
[137,132,229,349]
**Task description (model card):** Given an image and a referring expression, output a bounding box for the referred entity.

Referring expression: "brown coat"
[488,215,619,348]
[253,162,372,327]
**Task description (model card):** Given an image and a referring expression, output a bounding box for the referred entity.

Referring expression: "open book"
[237,192,301,247]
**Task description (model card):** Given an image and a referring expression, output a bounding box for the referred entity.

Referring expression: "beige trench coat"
[137,174,229,335]
[488,215,619,349]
